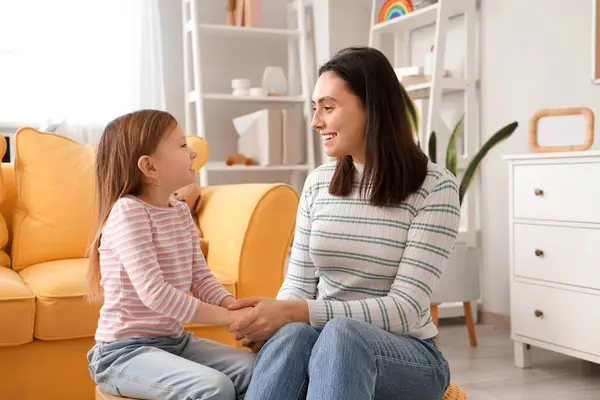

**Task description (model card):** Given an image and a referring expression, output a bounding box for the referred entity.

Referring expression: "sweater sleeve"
[105,200,199,323]
[276,176,318,301]
[187,210,232,305]
[306,174,461,334]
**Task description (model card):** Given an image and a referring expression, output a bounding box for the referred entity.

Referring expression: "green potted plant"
[400,86,518,196]
[400,84,519,335]
[427,114,518,333]
[427,115,518,205]
[401,88,518,201]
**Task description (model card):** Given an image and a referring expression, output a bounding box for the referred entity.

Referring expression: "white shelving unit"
[369,0,480,323]
[182,0,316,192]
[369,0,479,247]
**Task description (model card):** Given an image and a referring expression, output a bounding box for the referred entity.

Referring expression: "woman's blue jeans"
[245,317,450,400]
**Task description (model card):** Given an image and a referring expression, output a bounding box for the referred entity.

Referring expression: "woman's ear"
[137,155,157,181]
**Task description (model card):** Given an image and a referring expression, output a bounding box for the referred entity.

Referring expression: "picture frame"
[529,107,595,153]
[593,0,600,84]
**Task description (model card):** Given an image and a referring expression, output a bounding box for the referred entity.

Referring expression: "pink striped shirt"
[94,195,231,342]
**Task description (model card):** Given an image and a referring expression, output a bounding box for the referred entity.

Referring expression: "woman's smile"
[322,132,338,146]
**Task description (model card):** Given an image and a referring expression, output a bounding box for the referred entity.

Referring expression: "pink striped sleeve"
[105,200,200,322]
[186,213,232,305]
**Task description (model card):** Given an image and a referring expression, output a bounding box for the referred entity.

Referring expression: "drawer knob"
[534,188,544,196]
[534,309,544,318]
[534,249,544,257]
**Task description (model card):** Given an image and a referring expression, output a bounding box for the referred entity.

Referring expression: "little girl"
[86,109,256,400]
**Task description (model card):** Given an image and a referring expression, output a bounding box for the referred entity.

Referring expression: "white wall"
[159,0,186,124]
[480,0,600,315]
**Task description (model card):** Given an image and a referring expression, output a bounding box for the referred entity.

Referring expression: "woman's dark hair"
[321,46,428,207]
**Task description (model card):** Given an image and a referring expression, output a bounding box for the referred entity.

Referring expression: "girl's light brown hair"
[86,109,176,302]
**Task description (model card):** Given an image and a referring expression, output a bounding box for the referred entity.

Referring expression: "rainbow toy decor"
[377,0,413,23]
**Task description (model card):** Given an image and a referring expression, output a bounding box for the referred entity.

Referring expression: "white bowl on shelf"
[231,78,251,96]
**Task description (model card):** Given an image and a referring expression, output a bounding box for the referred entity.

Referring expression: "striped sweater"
[277,161,460,339]
[95,195,231,342]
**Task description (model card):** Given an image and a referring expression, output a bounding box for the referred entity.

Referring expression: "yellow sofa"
[0,128,300,400]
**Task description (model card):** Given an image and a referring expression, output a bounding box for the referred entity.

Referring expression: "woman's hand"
[239,336,266,353]
[227,297,309,342]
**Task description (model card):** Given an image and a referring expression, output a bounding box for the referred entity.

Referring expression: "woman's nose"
[311,112,324,131]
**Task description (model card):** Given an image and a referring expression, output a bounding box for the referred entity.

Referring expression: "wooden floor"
[437,323,600,399]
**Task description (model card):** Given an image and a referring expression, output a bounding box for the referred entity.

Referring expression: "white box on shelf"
[394,66,424,78]
[282,108,303,165]
[234,109,282,166]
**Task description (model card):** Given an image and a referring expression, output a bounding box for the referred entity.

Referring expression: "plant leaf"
[445,114,463,176]
[458,121,518,205]
[428,131,437,164]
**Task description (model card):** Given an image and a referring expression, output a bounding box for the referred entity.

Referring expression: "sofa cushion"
[0,267,35,346]
[11,128,96,270]
[18,258,238,340]
[19,258,101,340]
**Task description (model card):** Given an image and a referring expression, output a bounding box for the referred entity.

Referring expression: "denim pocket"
[87,344,102,381]
[98,378,122,397]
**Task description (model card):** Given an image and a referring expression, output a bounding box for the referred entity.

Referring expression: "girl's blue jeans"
[87,332,256,400]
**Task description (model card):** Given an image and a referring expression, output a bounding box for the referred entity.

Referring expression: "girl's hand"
[228,306,255,326]
[219,295,237,309]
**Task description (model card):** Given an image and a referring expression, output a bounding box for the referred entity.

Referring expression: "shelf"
[189,91,306,103]
[405,78,475,100]
[186,22,301,39]
[289,0,316,9]
[371,3,465,34]
[205,162,311,172]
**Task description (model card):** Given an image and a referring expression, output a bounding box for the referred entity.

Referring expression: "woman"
[228,46,460,400]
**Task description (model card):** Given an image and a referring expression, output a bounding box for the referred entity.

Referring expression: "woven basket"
[442,381,469,400]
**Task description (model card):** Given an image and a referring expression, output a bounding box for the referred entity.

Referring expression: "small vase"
[262,66,287,96]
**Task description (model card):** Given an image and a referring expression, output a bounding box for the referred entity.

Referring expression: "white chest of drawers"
[505,151,600,368]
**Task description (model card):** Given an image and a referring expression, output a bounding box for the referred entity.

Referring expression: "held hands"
[224,297,309,352]
[227,306,254,325]
[226,297,294,343]
[221,295,255,327]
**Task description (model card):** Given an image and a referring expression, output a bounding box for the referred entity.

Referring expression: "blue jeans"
[87,332,256,400]
[245,317,450,400]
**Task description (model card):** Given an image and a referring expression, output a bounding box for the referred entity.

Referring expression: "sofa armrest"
[197,183,299,300]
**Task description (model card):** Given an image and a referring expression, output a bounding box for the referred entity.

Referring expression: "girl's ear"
[137,155,157,180]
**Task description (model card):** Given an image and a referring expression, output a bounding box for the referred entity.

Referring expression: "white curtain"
[0,0,165,143]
